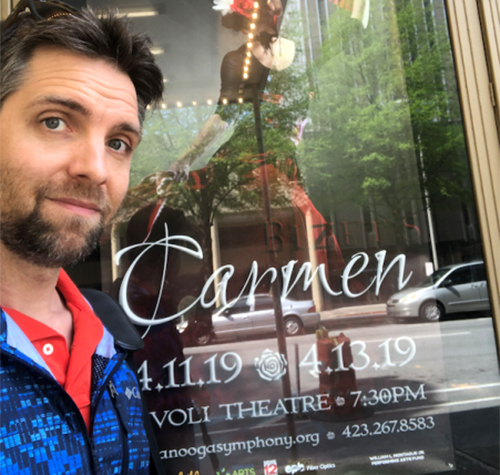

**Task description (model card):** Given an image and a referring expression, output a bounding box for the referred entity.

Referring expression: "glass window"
[444,267,473,286]
[68,0,499,473]
[472,264,487,282]
[255,296,275,311]
[223,298,251,314]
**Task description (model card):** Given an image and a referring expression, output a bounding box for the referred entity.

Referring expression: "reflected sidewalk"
[319,303,387,323]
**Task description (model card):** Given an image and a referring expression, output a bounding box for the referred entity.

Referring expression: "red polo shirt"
[5,270,104,432]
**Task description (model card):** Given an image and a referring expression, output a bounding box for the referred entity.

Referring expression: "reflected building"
[6,0,496,474]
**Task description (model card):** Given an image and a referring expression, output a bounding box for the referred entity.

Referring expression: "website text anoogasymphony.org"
[160,433,321,460]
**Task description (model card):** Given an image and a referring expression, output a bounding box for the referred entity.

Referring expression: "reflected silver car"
[205,294,320,343]
[386,261,490,322]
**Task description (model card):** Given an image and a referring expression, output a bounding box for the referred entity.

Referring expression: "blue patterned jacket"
[0,309,150,474]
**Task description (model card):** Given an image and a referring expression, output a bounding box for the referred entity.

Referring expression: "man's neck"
[0,244,74,345]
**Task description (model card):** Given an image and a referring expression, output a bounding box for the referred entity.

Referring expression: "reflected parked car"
[386,261,490,322]
[178,294,320,345]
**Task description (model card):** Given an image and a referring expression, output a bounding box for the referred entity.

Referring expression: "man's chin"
[1,217,105,269]
[26,233,101,268]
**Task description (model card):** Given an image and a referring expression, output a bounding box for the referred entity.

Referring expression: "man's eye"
[43,117,66,130]
[108,138,128,152]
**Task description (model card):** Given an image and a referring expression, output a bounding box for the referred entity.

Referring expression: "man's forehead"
[21,46,140,124]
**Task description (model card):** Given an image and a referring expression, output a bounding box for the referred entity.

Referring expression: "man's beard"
[0,182,112,268]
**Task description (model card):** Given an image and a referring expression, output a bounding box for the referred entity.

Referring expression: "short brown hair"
[1,8,163,122]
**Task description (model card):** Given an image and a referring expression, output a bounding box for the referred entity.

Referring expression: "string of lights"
[148,1,261,110]
[220,0,259,105]
[147,98,215,111]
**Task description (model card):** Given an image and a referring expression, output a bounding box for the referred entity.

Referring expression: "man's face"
[0,46,141,268]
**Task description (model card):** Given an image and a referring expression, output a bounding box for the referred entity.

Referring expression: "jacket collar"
[1,309,56,379]
[0,308,118,371]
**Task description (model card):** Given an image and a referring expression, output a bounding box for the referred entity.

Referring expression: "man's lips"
[48,197,102,216]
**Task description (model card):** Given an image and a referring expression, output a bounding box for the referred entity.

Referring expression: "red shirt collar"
[4,269,104,432]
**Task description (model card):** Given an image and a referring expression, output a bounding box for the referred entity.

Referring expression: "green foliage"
[300,0,472,236]
[130,105,215,187]
[122,0,471,256]
[123,28,310,225]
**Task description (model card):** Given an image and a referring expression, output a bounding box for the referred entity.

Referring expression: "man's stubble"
[0,176,114,268]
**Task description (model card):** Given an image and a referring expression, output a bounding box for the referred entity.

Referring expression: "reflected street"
[172,318,499,474]
[186,318,500,416]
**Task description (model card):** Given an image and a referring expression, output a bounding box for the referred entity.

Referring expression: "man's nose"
[67,137,109,184]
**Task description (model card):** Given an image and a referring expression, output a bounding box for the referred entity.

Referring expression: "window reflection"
[77,0,499,474]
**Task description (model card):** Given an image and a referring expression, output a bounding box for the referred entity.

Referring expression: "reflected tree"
[300,0,472,249]
[129,105,215,188]
[116,34,310,281]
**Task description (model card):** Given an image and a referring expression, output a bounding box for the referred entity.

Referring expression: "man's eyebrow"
[29,95,91,117]
[29,95,142,141]
[116,122,143,143]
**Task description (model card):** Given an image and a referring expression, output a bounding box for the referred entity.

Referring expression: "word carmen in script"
[115,224,412,327]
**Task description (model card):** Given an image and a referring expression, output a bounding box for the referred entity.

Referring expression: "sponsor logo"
[263,460,278,475]
[285,460,335,473]
[319,463,336,470]
[233,465,255,475]
[285,462,305,475]
[217,465,255,475]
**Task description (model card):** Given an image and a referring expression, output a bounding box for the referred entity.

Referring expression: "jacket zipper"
[89,349,130,475]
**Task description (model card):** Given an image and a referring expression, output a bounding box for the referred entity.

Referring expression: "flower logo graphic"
[255,349,287,381]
